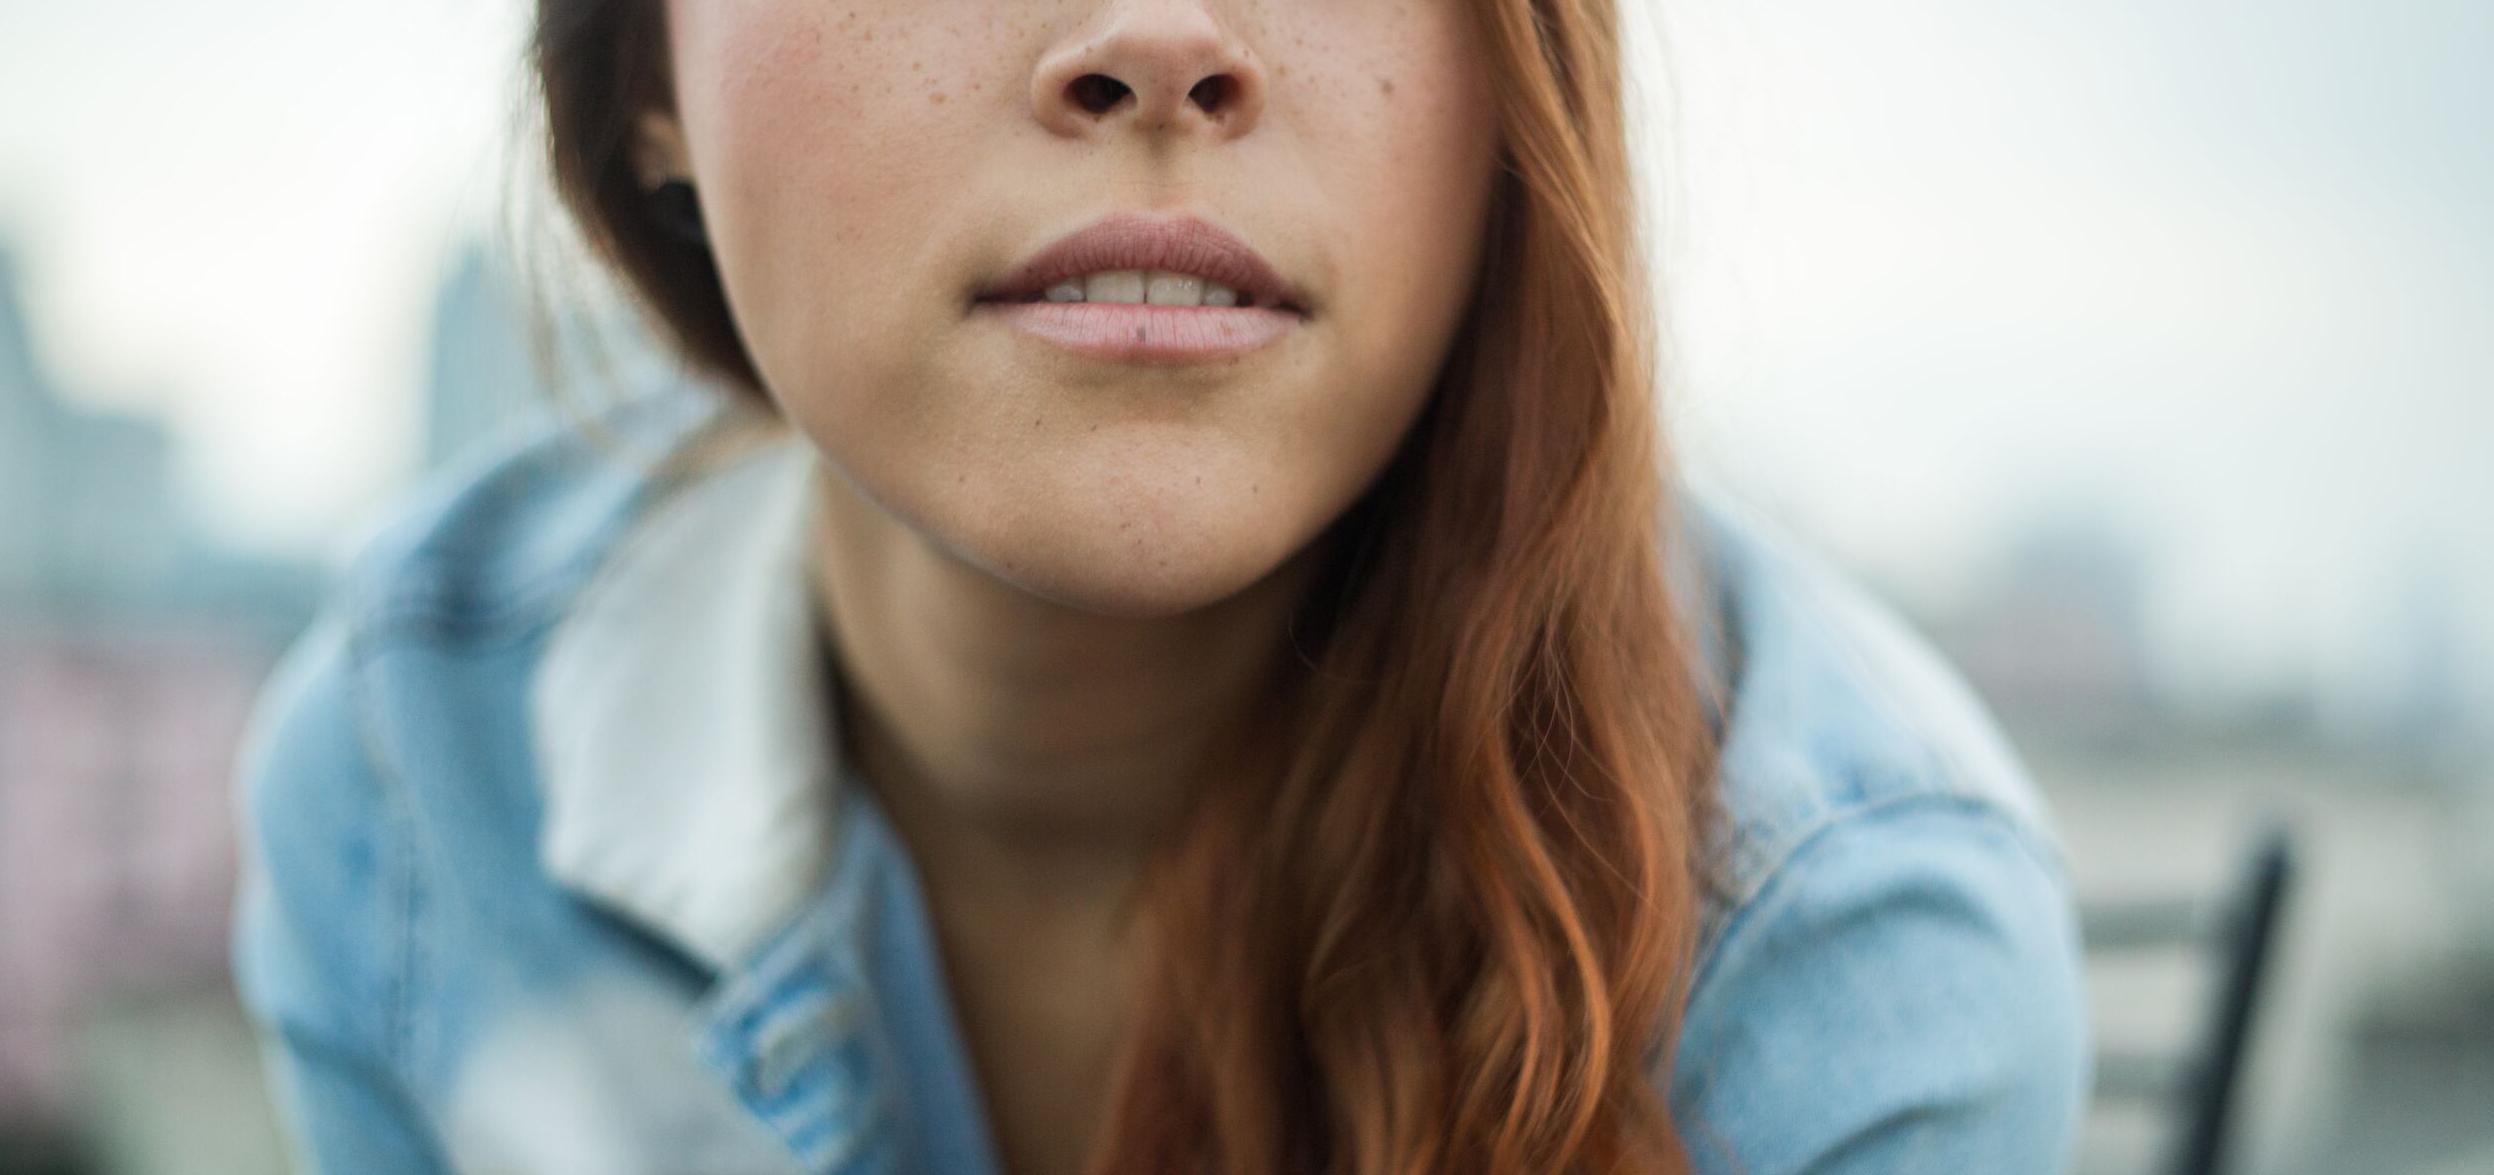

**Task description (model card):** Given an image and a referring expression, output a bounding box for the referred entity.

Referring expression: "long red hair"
[531,0,1721,1169]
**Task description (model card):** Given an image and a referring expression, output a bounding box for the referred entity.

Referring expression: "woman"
[230,0,2088,1171]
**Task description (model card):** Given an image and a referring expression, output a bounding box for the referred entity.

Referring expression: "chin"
[956,500,1310,621]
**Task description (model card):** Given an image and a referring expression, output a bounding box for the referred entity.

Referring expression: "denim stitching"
[336,592,451,1144]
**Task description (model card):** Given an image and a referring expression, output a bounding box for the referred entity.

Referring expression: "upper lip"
[975,213,1311,315]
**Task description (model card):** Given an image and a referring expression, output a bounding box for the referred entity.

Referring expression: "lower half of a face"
[683,0,1502,618]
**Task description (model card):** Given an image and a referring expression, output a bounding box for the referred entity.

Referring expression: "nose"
[1030,0,1266,142]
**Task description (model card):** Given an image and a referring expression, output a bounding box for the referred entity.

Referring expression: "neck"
[804,464,1317,916]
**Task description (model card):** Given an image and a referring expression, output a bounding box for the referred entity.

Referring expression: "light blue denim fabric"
[230,386,2088,1174]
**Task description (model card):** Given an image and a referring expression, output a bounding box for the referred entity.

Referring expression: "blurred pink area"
[0,628,273,1120]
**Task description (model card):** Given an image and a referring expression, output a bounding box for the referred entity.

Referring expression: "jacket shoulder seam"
[337,393,735,649]
[1691,787,2066,1000]
[335,589,438,1089]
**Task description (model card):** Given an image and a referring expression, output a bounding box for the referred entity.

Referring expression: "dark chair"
[2081,824,2297,1175]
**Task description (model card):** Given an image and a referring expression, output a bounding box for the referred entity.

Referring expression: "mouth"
[970,212,1311,365]
[972,211,1313,317]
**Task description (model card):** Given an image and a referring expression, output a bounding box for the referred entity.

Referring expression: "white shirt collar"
[531,422,844,972]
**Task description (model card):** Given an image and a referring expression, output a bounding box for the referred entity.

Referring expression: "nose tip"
[1030,7,1266,140]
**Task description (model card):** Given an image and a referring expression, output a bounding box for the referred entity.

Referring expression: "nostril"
[1069,74,1131,116]
[1188,76,1233,114]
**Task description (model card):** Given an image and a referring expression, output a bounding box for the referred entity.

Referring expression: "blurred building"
[0,249,181,612]
[0,247,321,632]
[1921,509,2166,749]
[419,237,686,471]
[423,243,539,471]
[0,244,317,1140]
[0,235,664,1151]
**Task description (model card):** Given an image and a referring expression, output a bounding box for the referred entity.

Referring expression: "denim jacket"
[230,387,2088,1174]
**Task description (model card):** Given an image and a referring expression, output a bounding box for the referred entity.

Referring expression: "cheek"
[675,3,996,404]
[1295,2,1501,180]
[698,7,979,205]
[1291,7,1504,434]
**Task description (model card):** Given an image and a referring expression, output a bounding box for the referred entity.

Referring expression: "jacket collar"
[527,415,1742,974]
[531,422,845,972]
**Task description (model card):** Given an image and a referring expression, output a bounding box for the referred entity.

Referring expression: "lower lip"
[974,300,1302,364]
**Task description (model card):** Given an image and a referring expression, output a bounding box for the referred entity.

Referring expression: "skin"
[637,2,1502,1171]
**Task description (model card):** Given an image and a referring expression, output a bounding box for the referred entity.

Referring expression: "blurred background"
[0,0,2486,1172]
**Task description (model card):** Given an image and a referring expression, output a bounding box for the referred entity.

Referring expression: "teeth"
[1145,271,1202,306]
[1083,271,1146,304]
[1041,270,1249,307]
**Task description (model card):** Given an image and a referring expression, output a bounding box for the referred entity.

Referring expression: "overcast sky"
[1641,0,2492,725]
[2,0,2487,731]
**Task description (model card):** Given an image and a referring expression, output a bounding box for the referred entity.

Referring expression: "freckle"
[931,91,947,104]
[1379,77,1394,96]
